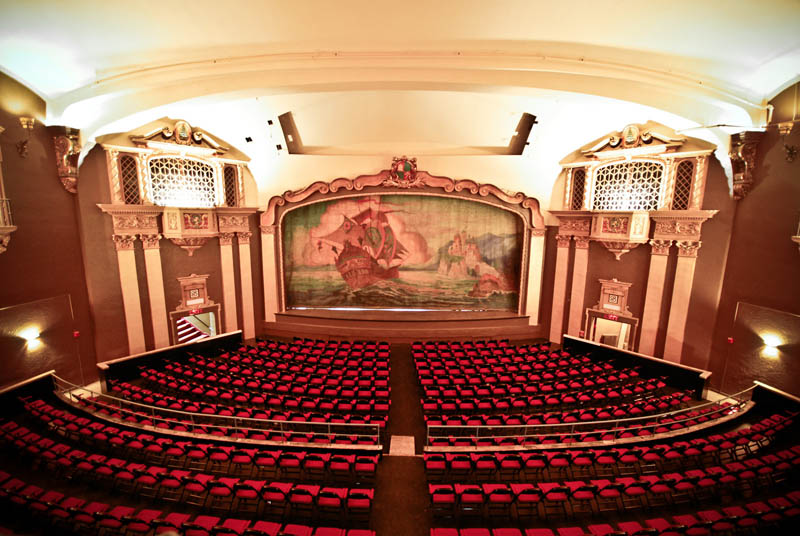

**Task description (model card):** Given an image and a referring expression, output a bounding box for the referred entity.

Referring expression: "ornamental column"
[237,231,256,340]
[218,233,239,334]
[567,236,591,336]
[663,241,702,362]
[525,229,546,325]
[638,239,672,356]
[549,234,572,343]
[260,225,280,323]
[112,234,146,354]
[140,234,170,349]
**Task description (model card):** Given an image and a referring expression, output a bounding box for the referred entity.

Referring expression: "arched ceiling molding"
[50,50,767,129]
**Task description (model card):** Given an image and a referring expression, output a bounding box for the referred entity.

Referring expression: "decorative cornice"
[729,131,764,200]
[676,240,702,257]
[550,211,593,236]
[98,204,163,235]
[139,233,162,249]
[237,231,252,244]
[261,163,545,230]
[112,234,136,251]
[216,207,257,233]
[650,209,717,241]
[555,235,572,248]
[218,232,235,246]
[649,239,673,256]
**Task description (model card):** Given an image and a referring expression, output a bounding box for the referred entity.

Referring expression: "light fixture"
[18,326,42,350]
[761,333,782,359]
[777,121,796,163]
[17,117,35,158]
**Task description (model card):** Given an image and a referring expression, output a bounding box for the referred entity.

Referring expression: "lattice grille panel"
[570,168,586,210]
[672,160,694,210]
[148,157,216,208]
[223,165,238,207]
[119,154,141,205]
[592,161,664,211]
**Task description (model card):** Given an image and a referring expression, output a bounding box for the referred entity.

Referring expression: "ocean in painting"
[282,194,523,311]
[286,268,519,311]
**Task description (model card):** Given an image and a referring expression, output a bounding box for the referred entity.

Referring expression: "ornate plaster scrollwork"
[237,231,253,244]
[649,239,673,256]
[52,129,81,194]
[729,131,764,200]
[600,241,641,260]
[139,233,162,249]
[0,233,12,254]
[676,240,702,257]
[555,235,572,248]
[260,225,276,235]
[218,232,236,246]
[573,236,591,249]
[169,237,209,256]
[112,234,136,251]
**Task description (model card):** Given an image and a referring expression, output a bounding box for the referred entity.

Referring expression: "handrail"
[425,385,754,444]
[52,375,381,443]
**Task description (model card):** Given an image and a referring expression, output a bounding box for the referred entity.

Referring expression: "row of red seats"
[0,469,374,536]
[424,422,787,482]
[221,349,389,368]
[424,391,691,425]
[428,447,797,521]
[3,418,378,484]
[421,377,664,403]
[427,401,737,447]
[159,361,392,398]
[141,366,391,402]
[415,352,596,373]
[421,387,682,417]
[113,380,389,424]
[428,489,800,535]
[0,425,374,525]
[30,396,380,446]
[187,354,390,382]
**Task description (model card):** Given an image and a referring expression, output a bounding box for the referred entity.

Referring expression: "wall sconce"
[17,117,35,158]
[777,121,796,163]
[761,333,782,358]
[18,326,42,350]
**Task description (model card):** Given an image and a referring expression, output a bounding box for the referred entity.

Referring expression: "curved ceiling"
[1,0,798,192]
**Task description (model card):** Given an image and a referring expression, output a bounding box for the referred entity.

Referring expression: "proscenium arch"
[259,167,546,319]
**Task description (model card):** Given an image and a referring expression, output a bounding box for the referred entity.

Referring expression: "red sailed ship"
[318,201,406,290]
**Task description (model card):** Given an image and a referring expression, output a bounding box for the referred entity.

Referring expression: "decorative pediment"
[130,119,229,155]
[561,121,715,166]
[261,156,545,231]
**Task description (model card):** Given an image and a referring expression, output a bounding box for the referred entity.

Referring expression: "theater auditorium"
[0,2,798,535]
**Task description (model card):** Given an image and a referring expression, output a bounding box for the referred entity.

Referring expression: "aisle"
[371,343,430,536]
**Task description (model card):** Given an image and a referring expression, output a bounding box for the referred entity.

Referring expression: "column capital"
[260,225,276,235]
[139,233,162,249]
[530,228,546,237]
[649,239,673,256]
[573,236,591,249]
[676,240,701,257]
[555,234,572,248]
[112,234,136,251]
[237,231,253,244]
[219,232,236,246]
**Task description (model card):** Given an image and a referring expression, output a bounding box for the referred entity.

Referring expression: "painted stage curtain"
[282,194,523,311]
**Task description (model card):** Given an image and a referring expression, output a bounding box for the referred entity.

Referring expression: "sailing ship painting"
[282,195,523,311]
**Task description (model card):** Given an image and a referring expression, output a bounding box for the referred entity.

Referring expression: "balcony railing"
[0,198,12,227]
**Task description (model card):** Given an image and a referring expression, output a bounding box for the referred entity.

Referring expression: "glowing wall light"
[18,326,42,350]
[761,332,782,358]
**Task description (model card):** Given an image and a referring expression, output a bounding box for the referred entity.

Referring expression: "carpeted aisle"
[370,343,431,536]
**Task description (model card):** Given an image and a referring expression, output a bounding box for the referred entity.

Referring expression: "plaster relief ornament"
[384,156,422,188]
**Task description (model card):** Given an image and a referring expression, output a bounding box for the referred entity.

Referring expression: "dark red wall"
[0,72,97,386]
[708,83,800,394]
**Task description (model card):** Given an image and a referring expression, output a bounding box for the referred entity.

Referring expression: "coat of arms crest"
[385,156,422,188]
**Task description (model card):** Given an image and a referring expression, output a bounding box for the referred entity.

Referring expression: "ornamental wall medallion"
[383,156,422,188]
